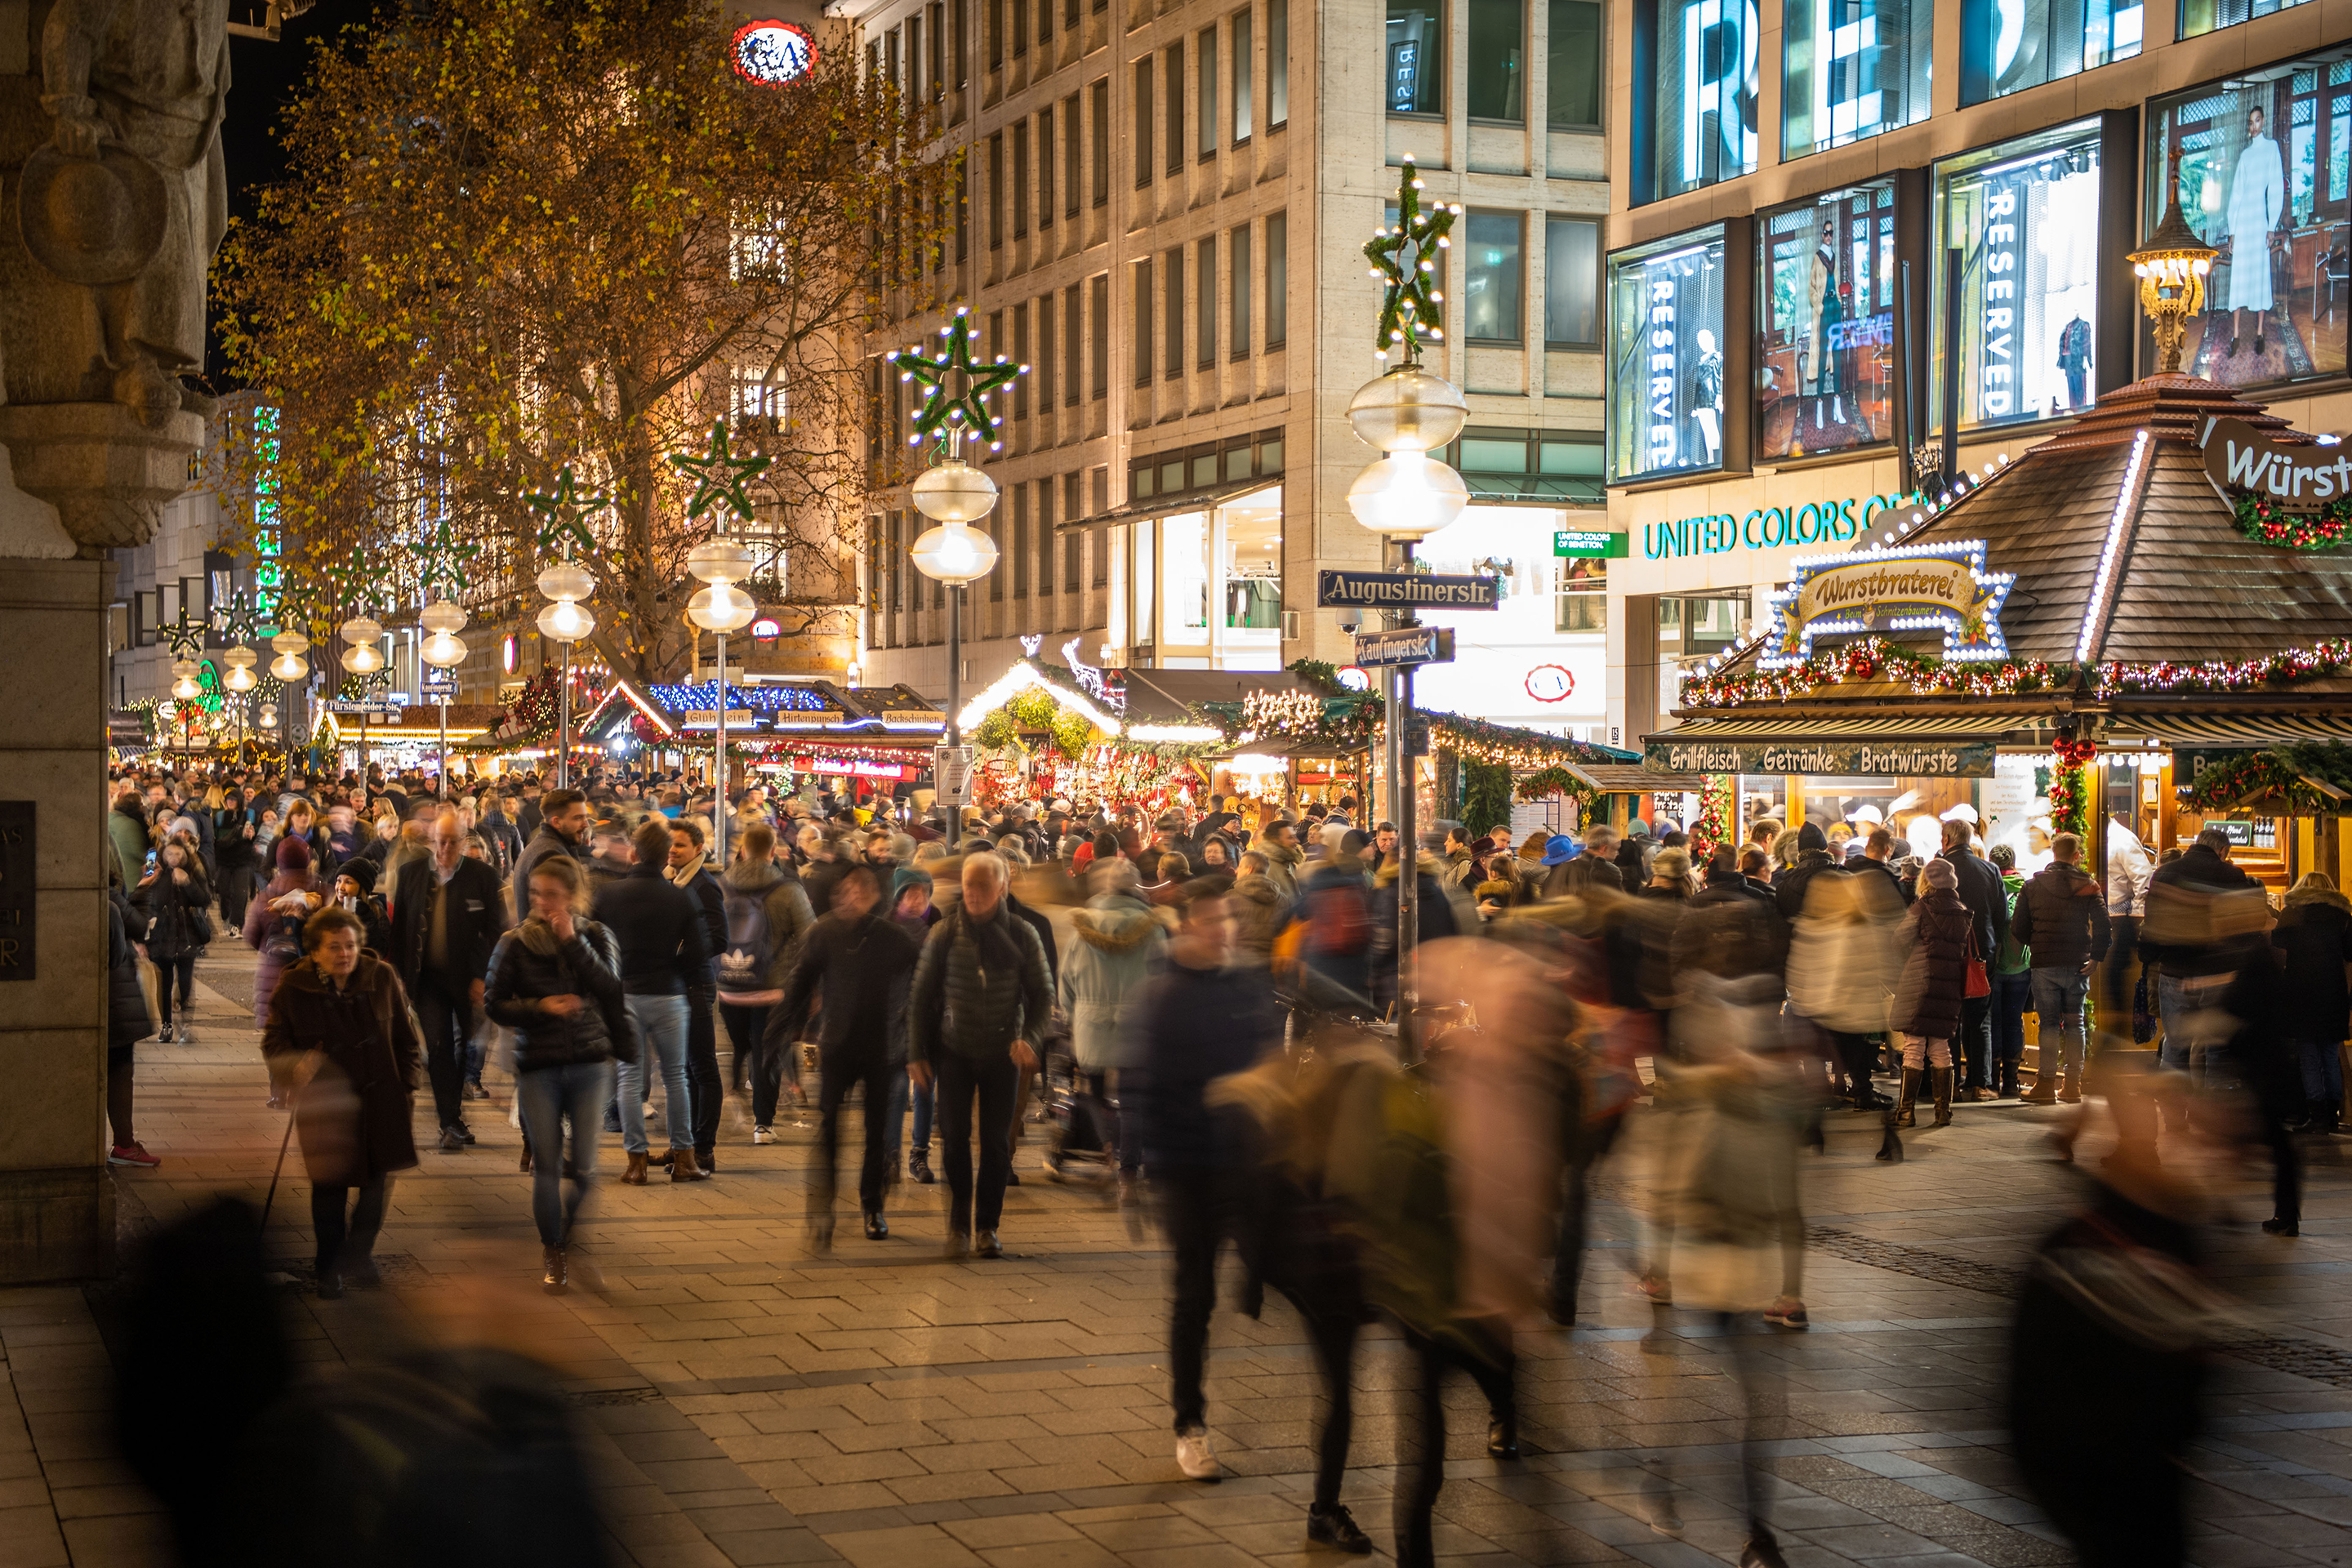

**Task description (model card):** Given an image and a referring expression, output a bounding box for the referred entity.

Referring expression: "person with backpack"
[715,823,817,1143]
[246,836,325,1107]
[1289,828,1374,1005]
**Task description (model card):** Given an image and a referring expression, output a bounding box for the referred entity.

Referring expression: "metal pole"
[942,583,961,843]
[558,641,572,790]
[715,631,729,870]
[438,693,448,800]
[1396,539,1419,1057]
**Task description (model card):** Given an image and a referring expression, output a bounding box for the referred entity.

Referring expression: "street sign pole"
[1396,541,1418,1056]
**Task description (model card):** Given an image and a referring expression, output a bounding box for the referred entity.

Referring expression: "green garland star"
[1364,156,1460,364]
[162,606,207,662]
[670,420,772,523]
[212,586,265,647]
[319,547,390,621]
[408,517,480,599]
[525,465,611,558]
[887,309,1026,451]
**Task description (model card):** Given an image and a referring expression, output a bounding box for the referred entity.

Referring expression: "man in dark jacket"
[2271,877,2352,1134]
[1936,819,2010,1099]
[909,852,1053,1258]
[1772,821,1847,921]
[390,807,512,1150]
[2140,826,2265,1076]
[1854,827,1915,906]
[776,863,921,1245]
[1540,826,1624,900]
[1126,887,1281,1483]
[592,818,713,1183]
[514,789,590,923]
[667,821,729,1174]
[2009,831,2111,1104]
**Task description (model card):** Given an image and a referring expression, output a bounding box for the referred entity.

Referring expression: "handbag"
[1963,923,1990,1000]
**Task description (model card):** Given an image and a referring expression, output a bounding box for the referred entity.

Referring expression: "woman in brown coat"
[1881,856,1973,1156]
[260,906,425,1297]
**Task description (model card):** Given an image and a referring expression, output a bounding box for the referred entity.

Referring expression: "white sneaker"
[752,1125,773,1145]
[177,1025,195,1045]
[1174,1426,1220,1481]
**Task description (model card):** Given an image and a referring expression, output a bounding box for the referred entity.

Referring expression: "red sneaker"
[108,1143,161,1169]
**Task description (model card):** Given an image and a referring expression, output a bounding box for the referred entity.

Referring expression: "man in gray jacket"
[1055,858,1168,1187]
[909,852,1052,1259]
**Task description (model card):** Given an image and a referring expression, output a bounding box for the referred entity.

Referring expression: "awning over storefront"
[2123,715,2352,747]
[1568,764,1681,794]
[1642,713,2041,777]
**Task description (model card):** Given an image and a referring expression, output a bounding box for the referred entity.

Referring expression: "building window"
[1167,42,1185,172]
[1233,9,1254,140]
[2146,45,2352,388]
[989,516,1005,599]
[1547,0,1601,127]
[1013,302,1031,421]
[988,132,1004,247]
[1557,558,1608,631]
[1544,216,1599,345]
[1444,427,1606,499]
[1065,474,1085,586]
[1782,0,1930,158]
[1268,0,1288,126]
[1639,0,1760,201]
[1959,0,2140,104]
[1093,468,1112,581]
[1065,96,1083,217]
[1231,223,1253,354]
[1197,236,1218,364]
[728,363,787,431]
[1126,428,1287,501]
[1091,80,1110,205]
[1266,211,1287,345]
[2180,0,2314,34]
[1013,484,1030,596]
[1091,273,1110,396]
[1199,26,1218,156]
[1758,179,1896,459]
[1165,247,1186,376]
[1134,258,1155,384]
[1134,57,1155,185]
[1038,108,1054,229]
[1931,118,2106,433]
[990,0,1004,68]
[1065,284,1083,406]
[1038,292,1056,408]
[1463,211,1523,341]
[1468,0,1525,122]
[1011,122,1029,237]
[1606,225,1728,482]
[729,200,789,282]
[1387,0,1441,114]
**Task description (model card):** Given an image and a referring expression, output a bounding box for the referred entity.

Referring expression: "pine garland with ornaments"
[2231,491,2352,551]
[1680,636,2067,709]
[2097,639,2352,696]
[1692,774,1735,855]
[2048,736,2097,841]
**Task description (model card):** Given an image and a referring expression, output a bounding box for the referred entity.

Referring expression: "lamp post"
[685,537,756,868]
[908,434,1000,843]
[536,560,598,791]
[418,601,468,799]
[2130,150,2220,376]
[337,615,385,777]
[223,643,257,760]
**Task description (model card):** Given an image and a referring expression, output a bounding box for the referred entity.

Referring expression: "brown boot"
[671,1147,710,1183]
[542,1244,568,1294]
[622,1151,649,1185]
[1931,1067,1954,1128]
[1895,1067,1921,1128]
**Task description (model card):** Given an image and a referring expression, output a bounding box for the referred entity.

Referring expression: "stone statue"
[13,0,230,421]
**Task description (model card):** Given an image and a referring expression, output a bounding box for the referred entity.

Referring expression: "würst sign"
[1758,540,2013,669]
[2201,416,2352,513]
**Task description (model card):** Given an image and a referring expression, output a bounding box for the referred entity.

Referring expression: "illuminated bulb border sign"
[732,20,817,85]
[1757,538,2016,671]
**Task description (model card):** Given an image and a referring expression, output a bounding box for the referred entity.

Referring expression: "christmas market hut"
[1641,372,2352,894]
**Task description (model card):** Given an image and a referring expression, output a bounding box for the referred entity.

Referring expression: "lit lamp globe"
[686,581,758,633]
[537,598,598,643]
[685,537,755,586]
[911,457,1000,525]
[1345,364,1469,454]
[420,628,467,670]
[269,630,310,683]
[909,521,999,586]
[419,600,467,636]
[170,658,202,702]
[222,644,259,692]
[258,705,279,731]
[1347,451,1470,540]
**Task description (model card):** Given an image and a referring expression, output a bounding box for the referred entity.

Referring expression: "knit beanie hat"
[275,835,312,871]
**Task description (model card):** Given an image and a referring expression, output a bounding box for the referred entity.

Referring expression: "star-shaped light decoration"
[319,547,385,620]
[162,604,207,662]
[408,517,481,599]
[524,465,612,558]
[885,307,1027,452]
[212,585,265,647]
[1363,155,1462,366]
[669,420,772,523]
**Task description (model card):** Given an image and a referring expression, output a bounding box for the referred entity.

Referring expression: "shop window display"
[1958,0,2140,105]
[1759,180,1896,461]
[1931,121,2105,435]
[2178,0,2314,38]
[2145,46,2351,390]
[1781,0,1931,158]
[1641,0,1759,201]
[1607,225,1728,483]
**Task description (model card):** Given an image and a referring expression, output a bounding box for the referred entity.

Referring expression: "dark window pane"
[1467,0,1524,120]
[1545,0,1599,127]
[1386,0,1441,114]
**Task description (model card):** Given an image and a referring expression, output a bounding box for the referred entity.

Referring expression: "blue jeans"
[2296,1037,2345,1108]
[1990,969,2030,1095]
[516,1059,612,1247]
[618,993,691,1154]
[885,1070,930,1161]
[2029,969,2089,1090]
[2157,971,2234,1078]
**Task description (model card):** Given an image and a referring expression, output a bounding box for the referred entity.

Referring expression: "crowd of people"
[96,755,2341,1568]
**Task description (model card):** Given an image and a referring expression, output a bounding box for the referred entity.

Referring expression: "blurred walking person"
[1055,857,1167,1191]
[260,908,425,1298]
[2009,832,2109,1104]
[485,853,631,1292]
[1878,858,1973,1160]
[390,807,510,1152]
[717,823,817,1143]
[132,838,212,1045]
[593,818,712,1184]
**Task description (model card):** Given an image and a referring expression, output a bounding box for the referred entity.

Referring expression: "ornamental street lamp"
[909,440,1000,843]
[2131,149,2219,376]
[337,616,385,777]
[418,601,468,799]
[536,559,598,791]
[685,537,756,868]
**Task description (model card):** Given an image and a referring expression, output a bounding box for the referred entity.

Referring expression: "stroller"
[1040,1041,1125,1187]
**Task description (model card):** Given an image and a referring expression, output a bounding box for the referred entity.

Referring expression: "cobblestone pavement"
[6,944,2352,1568]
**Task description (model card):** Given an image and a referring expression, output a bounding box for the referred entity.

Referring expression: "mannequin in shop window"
[1690,329,1724,465]
[2055,317,2092,412]
[2225,103,2286,361]
[1802,243,1846,433]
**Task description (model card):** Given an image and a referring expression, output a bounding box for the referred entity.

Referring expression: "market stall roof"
[1118,666,1314,723]
[1570,764,1687,794]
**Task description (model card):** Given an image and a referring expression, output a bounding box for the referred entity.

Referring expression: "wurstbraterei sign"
[1757,539,2015,670]
[2203,416,2352,512]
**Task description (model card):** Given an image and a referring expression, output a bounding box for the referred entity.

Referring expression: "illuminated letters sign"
[1758,538,2013,668]
[2202,417,2352,514]
[1978,174,2022,420]
[1645,738,1997,776]
[1642,491,1918,559]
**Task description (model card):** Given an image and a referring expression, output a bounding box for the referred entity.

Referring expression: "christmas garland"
[1681,636,2067,709]
[1692,774,1734,855]
[2179,742,2352,814]
[2048,736,2097,841]
[2098,639,2352,697]
[1512,765,1600,810]
[2230,491,2352,551]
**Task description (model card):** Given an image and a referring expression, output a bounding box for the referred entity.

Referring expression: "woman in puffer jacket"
[483,852,631,1294]
[1880,856,1973,1159]
[133,839,212,1045]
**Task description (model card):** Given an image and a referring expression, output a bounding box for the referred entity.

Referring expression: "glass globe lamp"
[1347,451,1470,539]
[910,523,1000,586]
[911,457,1000,525]
[686,538,755,585]
[1346,366,1469,455]
[686,581,758,633]
[537,599,598,643]
[420,629,468,670]
[419,600,467,636]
